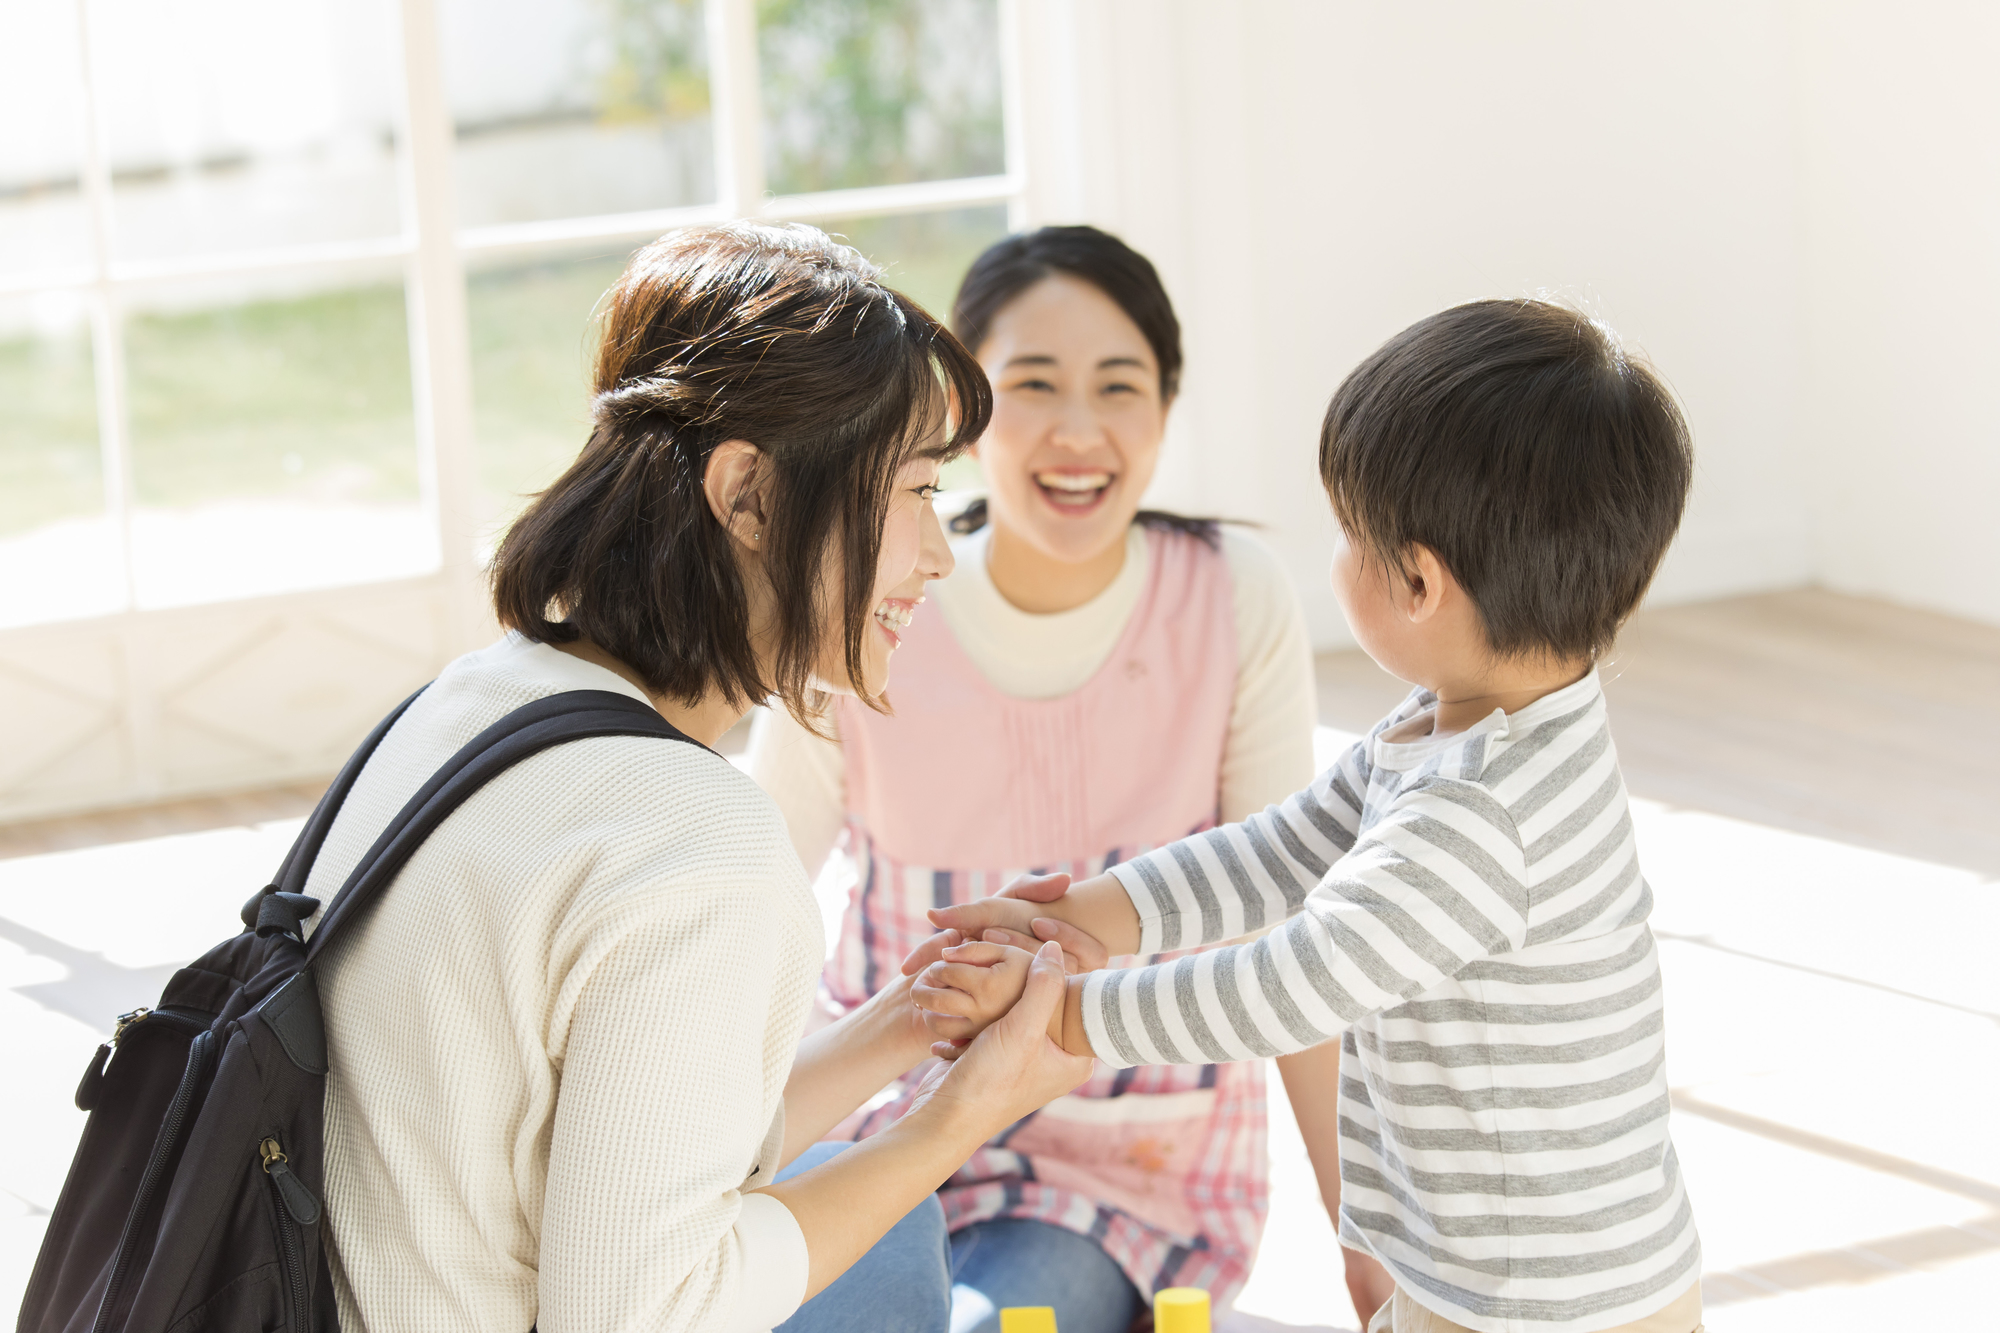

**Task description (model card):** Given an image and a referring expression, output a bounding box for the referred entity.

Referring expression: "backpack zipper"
[260,1138,313,1330]
[128,1006,211,1039]
[76,1006,216,1110]
[89,1028,216,1333]
[110,1005,211,1054]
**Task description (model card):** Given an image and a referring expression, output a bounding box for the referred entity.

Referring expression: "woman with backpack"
[292,223,1092,1332]
[749,226,1392,1330]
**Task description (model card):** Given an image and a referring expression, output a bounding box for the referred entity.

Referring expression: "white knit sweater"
[303,635,820,1333]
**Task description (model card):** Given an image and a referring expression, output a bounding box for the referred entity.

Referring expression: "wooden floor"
[1315,587,2000,879]
[0,780,326,861]
[5,587,1997,880]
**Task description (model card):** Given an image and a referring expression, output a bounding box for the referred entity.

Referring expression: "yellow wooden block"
[1155,1287,1211,1333]
[999,1308,1058,1333]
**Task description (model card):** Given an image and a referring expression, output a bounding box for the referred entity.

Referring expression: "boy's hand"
[911,939,1058,1060]
[900,872,1113,977]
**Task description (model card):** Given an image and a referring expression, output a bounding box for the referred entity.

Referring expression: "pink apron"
[829,527,1269,1302]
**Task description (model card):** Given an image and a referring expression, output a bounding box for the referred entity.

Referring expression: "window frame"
[3,0,1027,632]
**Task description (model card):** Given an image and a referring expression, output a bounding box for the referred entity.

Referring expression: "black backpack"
[18,687,703,1333]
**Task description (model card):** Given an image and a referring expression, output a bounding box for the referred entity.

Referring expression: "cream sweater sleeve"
[541,890,811,1333]
[1218,529,1320,820]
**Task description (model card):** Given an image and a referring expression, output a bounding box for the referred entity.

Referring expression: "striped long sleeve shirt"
[1085,670,1699,1333]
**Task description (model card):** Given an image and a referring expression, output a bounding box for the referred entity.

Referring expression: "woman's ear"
[703,439,770,553]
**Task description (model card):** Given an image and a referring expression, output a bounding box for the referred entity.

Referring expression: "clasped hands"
[899,872,1110,1062]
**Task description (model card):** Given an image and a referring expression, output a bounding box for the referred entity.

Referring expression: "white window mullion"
[106,236,416,291]
[764,175,1015,224]
[73,0,162,801]
[394,0,482,651]
[71,0,132,617]
[998,0,1032,232]
[458,205,724,263]
[705,0,766,220]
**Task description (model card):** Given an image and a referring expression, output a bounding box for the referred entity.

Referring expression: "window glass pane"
[759,0,1003,195]
[0,2,93,282]
[830,205,1007,322]
[833,206,1008,490]
[88,0,405,264]
[444,0,713,230]
[467,249,628,537]
[0,293,121,628]
[124,274,433,608]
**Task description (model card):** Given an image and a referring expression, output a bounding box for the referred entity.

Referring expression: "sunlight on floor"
[3,727,1994,1329]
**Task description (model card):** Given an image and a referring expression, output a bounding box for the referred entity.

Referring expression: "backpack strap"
[244,686,430,929]
[304,689,705,961]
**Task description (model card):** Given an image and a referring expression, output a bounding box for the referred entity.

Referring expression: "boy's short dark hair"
[1320,299,1693,660]
[491,222,989,724]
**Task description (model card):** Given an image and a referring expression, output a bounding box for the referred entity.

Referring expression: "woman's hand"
[776,960,960,1160]
[899,872,1114,976]
[909,940,1094,1128]
[764,941,1093,1306]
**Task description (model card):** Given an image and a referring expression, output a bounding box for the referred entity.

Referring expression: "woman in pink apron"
[751,227,1339,1330]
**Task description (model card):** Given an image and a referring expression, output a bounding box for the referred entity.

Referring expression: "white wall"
[1790,0,2000,627]
[1013,0,1998,647]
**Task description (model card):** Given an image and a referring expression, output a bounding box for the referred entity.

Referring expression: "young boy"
[910,299,1703,1333]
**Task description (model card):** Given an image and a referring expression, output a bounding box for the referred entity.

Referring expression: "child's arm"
[914,737,1374,972]
[1073,779,1527,1069]
[914,740,1515,1069]
[1101,739,1373,955]
[915,870,1143,966]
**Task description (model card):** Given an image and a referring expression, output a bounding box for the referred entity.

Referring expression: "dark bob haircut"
[946,223,1218,546]
[491,221,991,722]
[951,224,1182,400]
[1321,299,1693,661]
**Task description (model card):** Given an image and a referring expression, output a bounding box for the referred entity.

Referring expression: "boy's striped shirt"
[1086,670,1699,1332]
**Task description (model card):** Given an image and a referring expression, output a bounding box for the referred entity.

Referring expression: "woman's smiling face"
[973,273,1168,565]
[810,453,953,699]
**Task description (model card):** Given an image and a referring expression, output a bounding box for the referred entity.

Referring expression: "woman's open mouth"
[1033,469,1115,514]
[873,597,919,648]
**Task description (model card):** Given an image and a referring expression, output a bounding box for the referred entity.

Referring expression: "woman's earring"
[753,532,762,542]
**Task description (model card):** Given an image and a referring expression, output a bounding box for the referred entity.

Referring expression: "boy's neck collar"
[1423,659,1595,734]
[1380,668,1603,764]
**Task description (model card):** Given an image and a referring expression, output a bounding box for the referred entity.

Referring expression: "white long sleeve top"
[749,522,1319,875]
[304,635,820,1333]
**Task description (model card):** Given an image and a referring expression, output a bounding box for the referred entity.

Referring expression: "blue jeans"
[948,1218,1144,1333]
[774,1142,952,1333]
